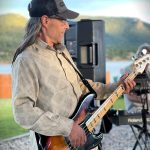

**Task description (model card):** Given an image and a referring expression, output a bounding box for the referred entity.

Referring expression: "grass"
[0,97,125,140]
[113,97,125,110]
[0,99,27,140]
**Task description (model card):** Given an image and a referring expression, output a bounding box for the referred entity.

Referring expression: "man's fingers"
[124,80,136,94]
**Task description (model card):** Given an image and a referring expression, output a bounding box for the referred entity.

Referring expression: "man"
[12,0,135,149]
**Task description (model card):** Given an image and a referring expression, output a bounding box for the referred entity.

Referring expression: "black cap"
[28,0,79,19]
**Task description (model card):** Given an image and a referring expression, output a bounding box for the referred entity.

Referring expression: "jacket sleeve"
[12,56,73,137]
[79,79,118,100]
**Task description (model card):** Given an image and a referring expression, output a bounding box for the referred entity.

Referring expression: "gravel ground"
[0,134,29,150]
[0,125,150,150]
[102,125,150,150]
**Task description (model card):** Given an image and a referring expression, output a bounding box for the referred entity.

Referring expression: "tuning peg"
[141,48,147,55]
[132,56,136,61]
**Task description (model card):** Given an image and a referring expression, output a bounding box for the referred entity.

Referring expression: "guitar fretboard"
[86,71,138,132]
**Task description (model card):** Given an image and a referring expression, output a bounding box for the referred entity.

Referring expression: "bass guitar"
[45,54,150,150]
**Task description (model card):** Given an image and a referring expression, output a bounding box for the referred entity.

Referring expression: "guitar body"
[46,136,68,150]
[46,93,103,150]
[46,129,102,150]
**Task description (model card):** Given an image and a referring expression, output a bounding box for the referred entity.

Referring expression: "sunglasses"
[49,15,67,21]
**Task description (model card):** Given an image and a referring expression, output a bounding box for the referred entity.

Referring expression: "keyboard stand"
[130,107,150,150]
[130,124,150,150]
[130,125,143,150]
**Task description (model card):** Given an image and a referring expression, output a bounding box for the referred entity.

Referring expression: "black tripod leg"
[142,132,150,150]
[133,131,143,150]
[130,126,143,150]
[132,129,150,150]
[147,132,150,137]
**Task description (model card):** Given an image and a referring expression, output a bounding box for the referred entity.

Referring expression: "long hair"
[12,17,41,63]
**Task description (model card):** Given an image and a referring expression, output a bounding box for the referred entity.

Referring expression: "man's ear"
[40,15,49,28]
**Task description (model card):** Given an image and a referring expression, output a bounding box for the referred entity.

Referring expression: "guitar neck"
[86,71,138,132]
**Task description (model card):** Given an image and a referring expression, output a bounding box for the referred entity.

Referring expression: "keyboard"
[109,110,150,125]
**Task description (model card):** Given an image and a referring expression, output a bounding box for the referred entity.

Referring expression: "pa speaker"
[77,19,105,83]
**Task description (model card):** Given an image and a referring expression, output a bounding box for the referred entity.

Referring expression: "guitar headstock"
[133,54,150,74]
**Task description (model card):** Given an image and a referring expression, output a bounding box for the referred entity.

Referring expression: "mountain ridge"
[0,13,150,62]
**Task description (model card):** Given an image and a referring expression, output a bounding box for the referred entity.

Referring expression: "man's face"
[45,17,69,44]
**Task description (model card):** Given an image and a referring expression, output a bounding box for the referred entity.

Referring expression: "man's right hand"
[68,122,87,148]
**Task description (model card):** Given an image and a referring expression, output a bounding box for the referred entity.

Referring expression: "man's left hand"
[118,73,136,94]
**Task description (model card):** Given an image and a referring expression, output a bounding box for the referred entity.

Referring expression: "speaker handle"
[92,42,98,66]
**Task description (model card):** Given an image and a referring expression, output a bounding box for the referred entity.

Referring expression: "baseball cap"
[28,0,79,19]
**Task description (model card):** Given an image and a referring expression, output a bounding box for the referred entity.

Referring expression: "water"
[106,61,132,82]
[0,64,12,74]
[0,61,132,82]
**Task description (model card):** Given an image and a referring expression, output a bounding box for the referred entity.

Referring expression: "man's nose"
[64,21,69,30]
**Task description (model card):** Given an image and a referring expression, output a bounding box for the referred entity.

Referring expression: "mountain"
[78,16,150,60]
[0,14,27,63]
[0,14,150,63]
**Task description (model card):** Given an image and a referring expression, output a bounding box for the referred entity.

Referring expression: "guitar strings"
[64,86,125,150]
[64,125,91,150]
[64,73,136,149]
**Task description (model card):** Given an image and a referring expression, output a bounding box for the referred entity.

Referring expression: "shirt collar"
[35,39,66,53]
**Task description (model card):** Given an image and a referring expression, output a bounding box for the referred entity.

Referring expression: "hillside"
[78,16,150,60]
[0,14,27,63]
[0,14,150,63]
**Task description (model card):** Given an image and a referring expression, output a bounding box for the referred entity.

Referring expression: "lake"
[106,61,132,82]
[0,61,132,82]
[0,64,12,74]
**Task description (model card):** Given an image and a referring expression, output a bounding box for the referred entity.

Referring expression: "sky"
[0,0,150,23]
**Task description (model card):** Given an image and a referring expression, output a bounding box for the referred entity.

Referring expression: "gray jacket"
[12,39,117,149]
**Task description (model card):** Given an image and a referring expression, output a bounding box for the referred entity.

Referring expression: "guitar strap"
[61,52,97,98]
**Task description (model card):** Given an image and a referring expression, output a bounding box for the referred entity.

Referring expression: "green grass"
[113,97,125,110]
[0,97,125,140]
[0,99,27,140]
